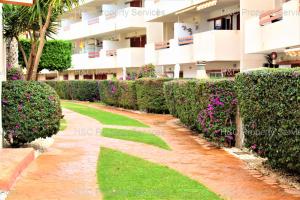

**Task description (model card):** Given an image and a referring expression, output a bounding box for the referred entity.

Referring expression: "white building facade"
[38,0,300,80]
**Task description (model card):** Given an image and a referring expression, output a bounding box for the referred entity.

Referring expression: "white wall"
[240,0,274,71]
[146,22,163,43]
[245,0,300,53]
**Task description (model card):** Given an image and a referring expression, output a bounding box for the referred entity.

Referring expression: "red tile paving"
[0,148,34,191]
[85,102,300,200]
[7,102,300,200]
[7,109,102,200]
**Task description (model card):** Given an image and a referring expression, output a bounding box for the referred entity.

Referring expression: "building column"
[0,4,4,148]
[122,66,127,80]
[196,62,208,79]
[68,71,75,80]
[174,64,180,79]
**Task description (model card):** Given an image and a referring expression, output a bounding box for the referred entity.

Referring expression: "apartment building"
[38,0,300,80]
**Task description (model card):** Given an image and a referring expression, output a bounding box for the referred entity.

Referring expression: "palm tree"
[3,0,80,80]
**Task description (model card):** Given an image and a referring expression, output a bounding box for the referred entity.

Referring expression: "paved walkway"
[7,109,102,200]
[7,103,300,200]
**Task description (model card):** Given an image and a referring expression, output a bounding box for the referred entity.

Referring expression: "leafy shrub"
[2,81,62,147]
[236,68,300,173]
[7,67,24,80]
[99,80,120,106]
[45,81,99,101]
[98,80,137,109]
[19,40,72,72]
[164,79,237,146]
[118,81,137,109]
[69,81,100,101]
[136,78,171,113]
[45,81,71,99]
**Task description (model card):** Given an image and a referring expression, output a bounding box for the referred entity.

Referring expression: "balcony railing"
[259,0,300,26]
[178,36,193,45]
[88,17,100,25]
[105,12,117,20]
[106,49,117,56]
[88,51,100,58]
[259,8,283,26]
[155,41,170,50]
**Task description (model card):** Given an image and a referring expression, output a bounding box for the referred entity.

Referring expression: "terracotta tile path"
[7,102,300,200]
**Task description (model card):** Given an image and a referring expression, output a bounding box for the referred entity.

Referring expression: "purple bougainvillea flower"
[250,144,257,150]
[207,104,214,111]
[15,124,20,129]
[2,99,8,105]
[48,96,55,101]
[212,97,224,106]
[225,134,234,141]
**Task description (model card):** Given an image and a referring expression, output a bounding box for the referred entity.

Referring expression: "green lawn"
[61,101,148,127]
[98,148,221,200]
[60,118,67,131]
[101,128,170,150]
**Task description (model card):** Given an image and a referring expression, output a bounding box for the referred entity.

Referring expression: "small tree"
[3,0,79,80]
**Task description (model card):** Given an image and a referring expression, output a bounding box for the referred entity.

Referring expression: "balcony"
[146,36,194,66]
[117,48,145,68]
[71,50,117,70]
[193,30,240,62]
[245,0,300,53]
[145,30,240,66]
[59,7,146,40]
[71,47,145,70]
[145,0,205,21]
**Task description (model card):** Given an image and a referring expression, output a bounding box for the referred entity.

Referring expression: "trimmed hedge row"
[164,79,237,146]
[98,80,137,109]
[136,78,171,113]
[236,68,300,173]
[47,79,173,112]
[2,81,62,147]
[45,81,100,101]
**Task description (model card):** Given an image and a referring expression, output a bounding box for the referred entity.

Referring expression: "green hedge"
[164,79,237,146]
[236,68,300,173]
[98,80,120,106]
[136,78,171,113]
[98,80,137,109]
[19,40,72,72]
[2,81,62,147]
[118,81,137,109]
[45,81,100,101]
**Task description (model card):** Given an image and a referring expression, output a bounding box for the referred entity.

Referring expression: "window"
[130,35,146,47]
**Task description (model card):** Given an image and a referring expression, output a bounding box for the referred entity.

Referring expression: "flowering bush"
[197,81,237,146]
[2,81,62,147]
[236,68,300,173]
[164,79,237,146]
[7,67,24,80]
[98,80,120,106]
[137,64,157,79]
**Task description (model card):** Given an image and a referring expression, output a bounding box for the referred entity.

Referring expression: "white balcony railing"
[245,0,300,53]
[71,47,145,70]
[59,7,146,40]
[145,30,240,65]
[193,30,240,62]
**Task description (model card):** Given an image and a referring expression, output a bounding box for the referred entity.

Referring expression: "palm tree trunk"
[29,5,53,80]
[16,37,28,69]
